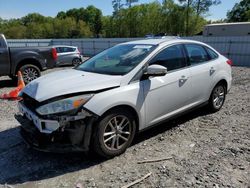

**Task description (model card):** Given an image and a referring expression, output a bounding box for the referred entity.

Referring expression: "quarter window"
[185,44,209,65]
[150,45,186,71]
[205,47,219,60]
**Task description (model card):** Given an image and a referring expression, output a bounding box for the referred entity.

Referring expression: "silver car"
[54,45,82,66]
[18,38,232,158]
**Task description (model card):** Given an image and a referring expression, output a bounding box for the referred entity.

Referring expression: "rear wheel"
[92,109,136,158]
[72,58,81,66]
[19,64,41,84]
[208,83,226,112]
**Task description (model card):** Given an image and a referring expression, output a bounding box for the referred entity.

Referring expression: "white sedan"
[18,38,232,158]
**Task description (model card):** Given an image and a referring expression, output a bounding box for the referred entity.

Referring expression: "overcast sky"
[0,0,241,21]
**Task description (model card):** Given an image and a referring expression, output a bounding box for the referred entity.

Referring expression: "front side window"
[76,44,156,75]
[185,44,209,65]
[150,45,186,71]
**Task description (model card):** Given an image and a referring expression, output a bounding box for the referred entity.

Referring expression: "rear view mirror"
[145,64,167,77]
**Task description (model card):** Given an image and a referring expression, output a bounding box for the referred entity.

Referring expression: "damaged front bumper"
[16,101,98,153]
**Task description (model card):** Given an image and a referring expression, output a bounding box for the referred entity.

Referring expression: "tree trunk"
[186,0,191,36]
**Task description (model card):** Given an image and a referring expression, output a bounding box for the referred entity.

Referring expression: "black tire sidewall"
[92,109,136,158]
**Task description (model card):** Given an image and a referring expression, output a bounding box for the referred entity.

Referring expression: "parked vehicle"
[17,38,232,158]
[54,45,82,66]
[203,22,250,37]
[0,34,57,84]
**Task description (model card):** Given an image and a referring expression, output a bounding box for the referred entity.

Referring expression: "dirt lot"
[0,67,249,188]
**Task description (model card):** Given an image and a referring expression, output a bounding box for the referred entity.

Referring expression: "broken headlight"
[36,94,93,115]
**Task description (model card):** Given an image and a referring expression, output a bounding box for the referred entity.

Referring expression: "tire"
[72,58,81,66]
[208,83,226,112]
[92,109,136,158]
[19,64,41,84]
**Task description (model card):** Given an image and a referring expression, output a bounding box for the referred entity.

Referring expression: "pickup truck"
[0,34,57,84]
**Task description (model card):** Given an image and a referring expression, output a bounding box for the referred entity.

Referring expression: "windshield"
[76,44,156,75]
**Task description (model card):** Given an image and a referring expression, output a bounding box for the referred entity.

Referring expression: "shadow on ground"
[0,106,211,185]
[0,79,17,88]
[134,106,210,145]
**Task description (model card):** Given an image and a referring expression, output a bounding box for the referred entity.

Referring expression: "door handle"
[179,75,188,83]
[180,75,188,81]
[179,75,188,87]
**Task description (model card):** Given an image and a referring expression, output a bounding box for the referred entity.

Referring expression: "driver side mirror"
[144,64,167,77]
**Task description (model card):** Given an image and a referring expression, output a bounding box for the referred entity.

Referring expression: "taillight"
[77,48,80,55]
[52,48,58,60]
[226,59,233,66]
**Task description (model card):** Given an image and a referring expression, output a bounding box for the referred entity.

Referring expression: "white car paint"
[20,38,232,132]
[21,69,122,102]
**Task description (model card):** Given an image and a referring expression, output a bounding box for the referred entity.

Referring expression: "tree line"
[0,0,249,39]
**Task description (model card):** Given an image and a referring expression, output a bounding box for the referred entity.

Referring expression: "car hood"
[21,69,122,102]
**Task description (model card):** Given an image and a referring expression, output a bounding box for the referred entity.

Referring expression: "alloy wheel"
[103,115,132,151]
[22,67,39,83]
[212,85,225,109]
[73,58,81,66]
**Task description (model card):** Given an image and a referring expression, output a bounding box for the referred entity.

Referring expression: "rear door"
[184,43,213,105]
[57,47,75,65]
[0,39,11,75]
[63,47,76,64]
[143,44,192,127]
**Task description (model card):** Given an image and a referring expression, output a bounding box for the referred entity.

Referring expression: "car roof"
[123,37,179,45]
[52,45,77,48]
[122,37,205,46]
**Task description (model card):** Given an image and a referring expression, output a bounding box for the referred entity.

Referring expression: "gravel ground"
[0,66,249,188]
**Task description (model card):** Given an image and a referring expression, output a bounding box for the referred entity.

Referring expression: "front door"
[0,39,10,76]
[143,44,192,128]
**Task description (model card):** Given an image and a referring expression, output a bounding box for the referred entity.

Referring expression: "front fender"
[84,82,145,130]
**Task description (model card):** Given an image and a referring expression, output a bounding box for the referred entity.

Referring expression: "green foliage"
[84,6,103,37]
[0,8,94,39]
[0,1,218,38]
[104,0,207,37]
[227,0,250,22]
[177,0,221,35]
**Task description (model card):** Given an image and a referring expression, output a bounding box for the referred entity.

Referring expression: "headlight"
[36,94,93,115]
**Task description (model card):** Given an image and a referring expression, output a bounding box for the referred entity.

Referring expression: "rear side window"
[205,47,219,60]
[57,47,75,53]
[66,47,75,52]
[185,44,209,65]
[150,45,186,71]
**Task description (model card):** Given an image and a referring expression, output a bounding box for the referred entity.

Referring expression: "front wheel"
[92,109,136,158]
[208,84,226,112]
[19,64,41,84]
